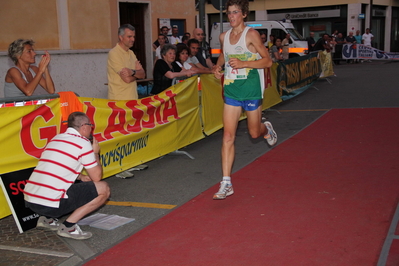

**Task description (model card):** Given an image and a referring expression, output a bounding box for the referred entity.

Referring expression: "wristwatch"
[131,69,136,76]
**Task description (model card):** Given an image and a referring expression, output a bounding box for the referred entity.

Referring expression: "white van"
[209,20,308,60]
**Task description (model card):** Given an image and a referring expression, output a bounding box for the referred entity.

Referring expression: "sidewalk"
[0,215,73,266]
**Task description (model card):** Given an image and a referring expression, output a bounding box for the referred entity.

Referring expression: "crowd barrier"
[0,52,329,219]
[342,44,399,60]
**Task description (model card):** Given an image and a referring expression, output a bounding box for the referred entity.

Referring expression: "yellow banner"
[0,77,203,218]
[262,63,282,110]
[0,194,10,218]
[80,77,204,176]
[0,100,63,218]
[319,51,334,78]
[201,74,225,135]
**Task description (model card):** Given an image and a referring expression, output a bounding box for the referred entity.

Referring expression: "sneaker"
[116,170,134,179]
[264,121,277,146]
[36,216,59,231]
[57,224,92,240]
[127,164,148,171]
[213,181,234,200]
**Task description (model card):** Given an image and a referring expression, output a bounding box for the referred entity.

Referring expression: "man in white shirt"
[281,33,291,60]
[169,26,182,45]
[362,28,374,62]
[154,34,167,64]
[362,28,374,47]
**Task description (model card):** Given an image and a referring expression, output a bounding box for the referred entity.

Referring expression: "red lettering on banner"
[152,95,166,125]
[265,67,272,88]
[84,92,180,141]
[9,180,27,195]
[21,105,57,158]
[104,102,131,139]
[140,97,157,129]
[125,100,144,132]
[9,183,18,195]
[85,102,107,142]
[162,90,180,123]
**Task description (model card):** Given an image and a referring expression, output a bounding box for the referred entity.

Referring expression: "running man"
[212,0,277,200]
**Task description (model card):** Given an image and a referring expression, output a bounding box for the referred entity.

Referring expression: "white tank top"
[223,26,265,96]
[4,67,36,97]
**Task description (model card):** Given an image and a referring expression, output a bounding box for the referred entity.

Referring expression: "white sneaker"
[127,164,148,171]
[264,121,277,146]
[36,216,59,231]
[57,224,92,240]
[116,170,134,179]
[213,181,234,200]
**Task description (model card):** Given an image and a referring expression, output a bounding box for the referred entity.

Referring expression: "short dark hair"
[187,38,200,47]
[226,0,249,21]
[118,24,135,36]
[68,112,89,130]
[160,26,169,31]
[274,37,282,45]
[176,45,189,63]
[182,35,190,42]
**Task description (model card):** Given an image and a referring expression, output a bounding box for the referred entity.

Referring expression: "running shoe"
[264,121,277,146]
[57,224,92,240]
[213,181,234,200]
[36,216,59,231]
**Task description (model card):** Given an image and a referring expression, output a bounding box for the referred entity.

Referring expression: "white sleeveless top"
[223,26,265,97]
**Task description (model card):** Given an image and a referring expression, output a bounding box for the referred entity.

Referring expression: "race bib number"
[225,54,247,80]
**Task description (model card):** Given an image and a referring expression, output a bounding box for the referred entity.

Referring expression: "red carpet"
[86,108,399,266]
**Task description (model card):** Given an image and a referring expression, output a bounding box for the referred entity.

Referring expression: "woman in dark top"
[151,44,193,94]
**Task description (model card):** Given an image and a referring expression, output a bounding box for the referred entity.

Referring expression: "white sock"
[222,176,231,184]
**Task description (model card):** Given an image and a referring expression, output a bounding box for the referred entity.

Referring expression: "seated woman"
[151,44,194,95]
[4,39,55,97]
[270,37,284,62]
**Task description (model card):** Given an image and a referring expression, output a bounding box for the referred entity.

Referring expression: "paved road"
[1,60,398,266]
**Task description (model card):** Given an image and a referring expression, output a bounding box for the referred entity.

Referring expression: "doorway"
[170,19,186,37]
[371,18,385,50]
[119,2,148,73]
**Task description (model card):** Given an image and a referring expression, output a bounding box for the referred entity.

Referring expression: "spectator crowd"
[306,28,374,64]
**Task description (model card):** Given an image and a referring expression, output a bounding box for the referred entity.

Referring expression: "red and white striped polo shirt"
[23,127,97,208]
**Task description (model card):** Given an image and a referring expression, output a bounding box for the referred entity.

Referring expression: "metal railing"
[0,93,78,108]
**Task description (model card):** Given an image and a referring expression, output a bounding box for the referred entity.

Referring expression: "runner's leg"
[246,106,267,139]
[222,104,242,177]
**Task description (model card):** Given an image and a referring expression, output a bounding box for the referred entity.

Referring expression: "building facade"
[205,0,399,52]
[0,0,197,98]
